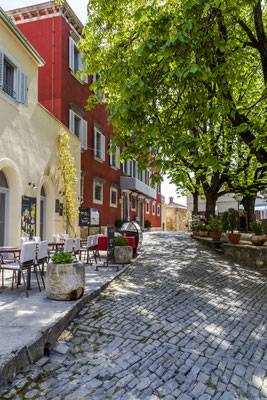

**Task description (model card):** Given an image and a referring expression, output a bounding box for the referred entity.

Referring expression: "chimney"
[169,197,173,204]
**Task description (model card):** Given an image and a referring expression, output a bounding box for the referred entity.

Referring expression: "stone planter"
[210,232,222,241]
[114,246,133,264]
[227,233,241,244]
[250,234,266,246]
[46,262,85,301]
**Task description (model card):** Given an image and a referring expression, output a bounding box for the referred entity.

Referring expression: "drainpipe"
[52,17,55,114]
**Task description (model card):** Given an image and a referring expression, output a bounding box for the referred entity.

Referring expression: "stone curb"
[0,263,130,388]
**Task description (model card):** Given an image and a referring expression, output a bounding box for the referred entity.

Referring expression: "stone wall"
[166,208,187,232]
[223,243,267,271]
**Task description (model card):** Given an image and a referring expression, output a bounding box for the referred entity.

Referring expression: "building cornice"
[0,7,45,66]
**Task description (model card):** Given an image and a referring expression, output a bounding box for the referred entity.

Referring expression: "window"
[69,109,88,150]
[109,143,120,169]
[93,73,105,101]
[157,185,161,193]
[131,196,136,211]
[93,179,103,204]
[110,187,118,207]
[122,160,130,175]
[157,204,161,216]
[0,50,28,104]
[146,201,150,214]
[152,202,156,215]
[69,37,88,83]
[94,127,105,161]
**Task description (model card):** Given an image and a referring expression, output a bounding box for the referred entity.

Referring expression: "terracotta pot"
[250,234,266,246]
[199,231,208,237]
[210,232,222,241]
[227,233,241,244]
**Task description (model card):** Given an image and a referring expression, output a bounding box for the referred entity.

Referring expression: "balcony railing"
[120,176,157,199]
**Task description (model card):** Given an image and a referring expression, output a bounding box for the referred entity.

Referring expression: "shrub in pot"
[209,216,222,240]
[114,235,132,263]
[222,208,241,244]
[198,223,209,237]
[250,221,266,246]
[144,219,152,230]
[46,252,85,301]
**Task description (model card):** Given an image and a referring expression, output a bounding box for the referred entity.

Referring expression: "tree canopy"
[80,0,267,211]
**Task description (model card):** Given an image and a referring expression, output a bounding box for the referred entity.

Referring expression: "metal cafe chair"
[92,235,101,263]
[0,242,40,297]
[73,237,80,260]
[52,234,60,243]
[36,240,48,289]
[20,236,29,247]
[64,238,73,253]
[79,236,95,265]
[61,234,69,240]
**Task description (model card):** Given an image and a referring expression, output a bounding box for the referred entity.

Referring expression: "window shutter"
[69,109,75,133]
[82,57,88,84]
[101,134,105,161]
[93,128,97,156]
[122,161,126,173]
[0,53,3,88]
[20,72,28,104]
[109,140,113,166]
[16,68,21,102]
[116,147,120,169]
[82,119,87,150]
[69,37,74,71]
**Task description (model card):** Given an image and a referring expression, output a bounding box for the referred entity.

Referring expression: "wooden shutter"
[82,57,88,84]
[109,140,113,166]
[16,68,21,102]
[20,72,28,104]
[82,119,87,150]
[69,37,74,71]
[0,53,4,88]
[69,109,75,133]
[94,128,97,156]
[116,147,120,169]
[101,134,105,161]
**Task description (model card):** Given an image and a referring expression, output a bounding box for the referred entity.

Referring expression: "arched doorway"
[0,170,9,246]
[40,186,46,240]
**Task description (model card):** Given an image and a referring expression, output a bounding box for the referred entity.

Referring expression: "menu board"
[79,207,90,226]
[90,208,101,227]
[21,196,36,238]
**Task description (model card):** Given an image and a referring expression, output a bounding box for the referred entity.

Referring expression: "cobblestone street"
[1,232,267,400]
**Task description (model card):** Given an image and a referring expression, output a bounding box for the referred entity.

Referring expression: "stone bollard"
[46,262,85,301]
[114,246,133,264]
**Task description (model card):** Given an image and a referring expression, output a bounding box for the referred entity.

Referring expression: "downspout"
[52,16,55,114]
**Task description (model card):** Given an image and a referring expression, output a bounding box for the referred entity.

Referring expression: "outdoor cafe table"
[97,236,137,255]
[48,242,64,251]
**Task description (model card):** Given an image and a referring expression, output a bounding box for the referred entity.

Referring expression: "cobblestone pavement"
[1,232,267,400]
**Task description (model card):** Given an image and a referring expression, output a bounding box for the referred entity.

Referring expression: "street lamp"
[235,194,243,231]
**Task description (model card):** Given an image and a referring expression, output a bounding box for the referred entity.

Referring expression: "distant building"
[162,197,187,232]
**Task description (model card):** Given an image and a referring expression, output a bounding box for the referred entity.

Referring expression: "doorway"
[0,171,9,246]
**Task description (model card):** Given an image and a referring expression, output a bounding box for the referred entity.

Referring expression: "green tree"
[57,129,79,235]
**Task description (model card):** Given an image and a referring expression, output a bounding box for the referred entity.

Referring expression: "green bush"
[251,221,263,235]
[115,219,124,229]
[114,236,129,246]
[51,252,75,264]
[209,216,222,232]
[144,219,152,228]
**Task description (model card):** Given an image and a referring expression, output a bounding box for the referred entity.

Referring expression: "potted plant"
[209,215,222,240]
[250,221,266,246]
[144,219,152,230]
[198,223,209,237]
[192,223,200,235]
[222,208,241,244]
[114,235,133,263]
[46,252,85,301]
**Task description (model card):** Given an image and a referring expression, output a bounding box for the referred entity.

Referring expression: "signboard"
[107,225,115,263]
[21,196,36,238]
[79,207,90,227]
[90,208,101,227]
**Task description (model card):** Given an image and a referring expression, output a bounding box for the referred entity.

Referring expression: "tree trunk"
[241,195,256,229]
[192,190,199,215]
[205,194,217,219]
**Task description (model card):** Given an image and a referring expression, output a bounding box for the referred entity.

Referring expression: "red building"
[7,1,162,232]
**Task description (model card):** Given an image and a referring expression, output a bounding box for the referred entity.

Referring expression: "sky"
[2,0,187,206]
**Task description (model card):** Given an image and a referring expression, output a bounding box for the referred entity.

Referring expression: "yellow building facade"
[0,8,81,246]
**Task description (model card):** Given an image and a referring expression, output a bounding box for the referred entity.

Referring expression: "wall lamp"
[28,182,37,190]
[78,197,83,202]
[59,191,65,196]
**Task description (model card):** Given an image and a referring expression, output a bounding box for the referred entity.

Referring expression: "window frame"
[69,37,88,84]
[131,195,137,211]
[94,126,105,162]
[93,179,103,205]
[69,109,88,150]
[157,204,161,216]
[152,202,156,215]
[110,186,118,208]
[146,200,150,214]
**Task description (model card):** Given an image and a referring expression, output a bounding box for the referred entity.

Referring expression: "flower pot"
[46,262,85,301]
[250,234,266,246]
[192,231,198,236]
[227,233,241,244]
[210,232,222,241]
[114,246,133,263]
[199,231,208,237]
